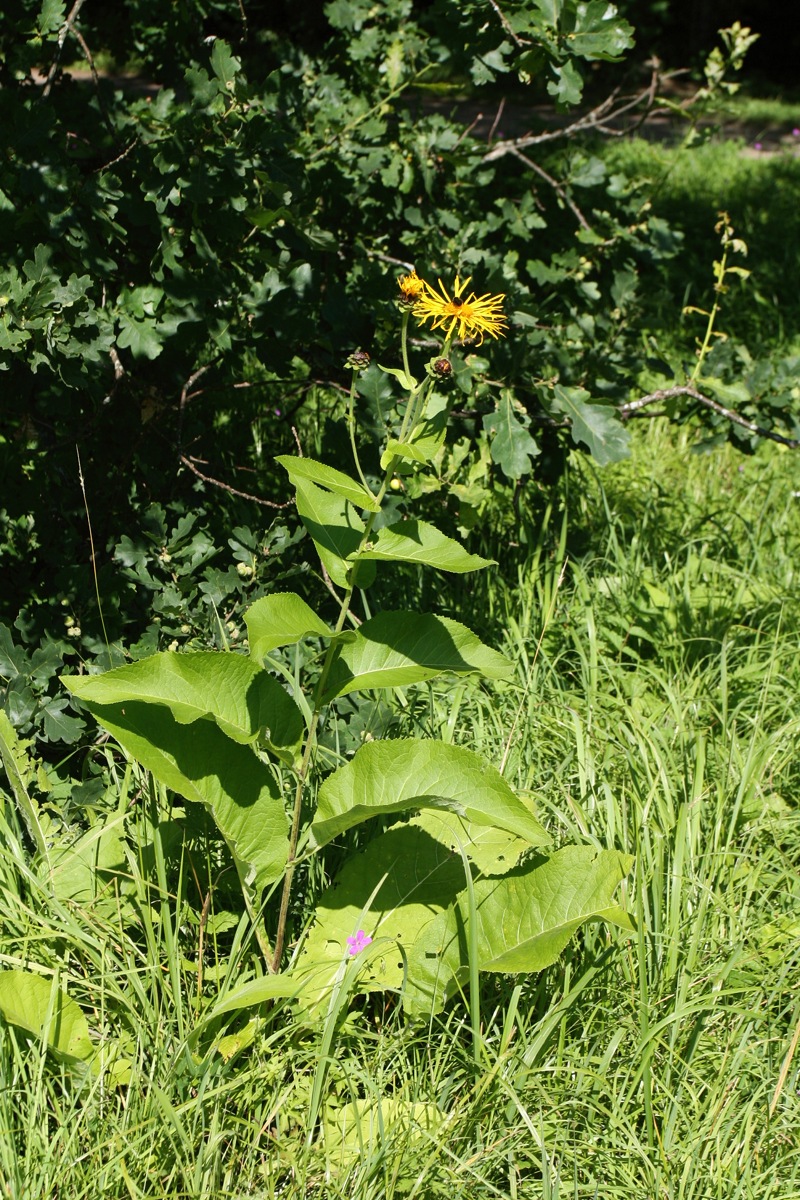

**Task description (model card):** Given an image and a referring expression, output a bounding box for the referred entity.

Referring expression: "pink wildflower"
[346,929,372,957]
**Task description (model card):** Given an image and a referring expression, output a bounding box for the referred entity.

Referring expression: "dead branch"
[41,0,90,97]
[481,65,685,163]
[620,386,800,448]
[509,146,592,232]
[179,455,294,508]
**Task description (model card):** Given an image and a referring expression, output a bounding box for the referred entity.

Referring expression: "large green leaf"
[293,818,468,1003]
[48,816,128,906]
[67,701,288,896]
[319,612,512,701]
[292,476,375,589]
[403,847,634,1015]
[245,593,330,661]
[313,739,549,849]
[0,971,94,1064]
[361,520,493,573]
[294,810,536,1008]
[483,393,540,480]
[64,652,303,764]
[550,385,630,466]
[277,455,380,512]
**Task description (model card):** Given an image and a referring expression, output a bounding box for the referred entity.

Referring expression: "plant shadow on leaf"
[71,699,288,894]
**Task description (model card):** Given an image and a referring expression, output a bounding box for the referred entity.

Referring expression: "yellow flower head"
[413,274,508,345]
[397,269,425,305]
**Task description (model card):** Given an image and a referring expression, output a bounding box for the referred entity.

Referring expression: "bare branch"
[102,346,126,405]
[619,386,800,448]
[487,97,506,145]
[236,0,249,43]
[367,251,416,271]
[93,138,139,176]
[481,66,684,163]
[509,147,592,232]
[486,0,529,48]
[41,0,89,98]
[179,455,294,508]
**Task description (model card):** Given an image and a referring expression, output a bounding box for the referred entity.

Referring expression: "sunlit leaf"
[245,593,330,661]
[403,846,634,1014]
[0,971,94,1063]
[277,455,380,511]
[361,520,493,573]
[64,651,303,762]
[313,738,549,849]
[319,612,512,700]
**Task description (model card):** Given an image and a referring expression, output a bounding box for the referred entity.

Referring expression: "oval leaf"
[64,652,303,763]
[245,593,331,661]
[277,455,380,512]
[0,971,94,1063]
[313,738,548,849]
[292,476,376,589]
[69,701,288,896]
[403,847,634,1015]
[361,520,493,573]
[319,612,512,701]
[294,819,467,1006]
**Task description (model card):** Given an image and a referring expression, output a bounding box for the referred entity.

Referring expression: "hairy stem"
[347,372,376,497]
[270,338,443,971]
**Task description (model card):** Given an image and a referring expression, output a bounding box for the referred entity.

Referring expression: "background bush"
[2,0,799,763]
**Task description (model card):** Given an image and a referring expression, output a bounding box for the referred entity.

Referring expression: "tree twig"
[179,455,294,507]
[618,386,800,448]
[509,146,592,231]
[486,0,529,47]
[487,97,506,145]
[176,363,215,455]
[41,0,89,98]
[481,66,683,163]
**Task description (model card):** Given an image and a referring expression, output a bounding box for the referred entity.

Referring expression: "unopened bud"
[345,349,371,372]
[427,356,453,382]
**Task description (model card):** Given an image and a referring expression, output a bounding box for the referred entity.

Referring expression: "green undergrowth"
[705,91,800,128]
[1,422,799,1197]
[601,137,800,354]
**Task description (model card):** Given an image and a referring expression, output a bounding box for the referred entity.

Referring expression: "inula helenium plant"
[62,269,633,1021]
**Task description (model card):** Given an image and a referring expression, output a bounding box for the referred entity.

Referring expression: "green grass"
[600,136,800,355]
[2,422,800,1197]
[705,92,800,128]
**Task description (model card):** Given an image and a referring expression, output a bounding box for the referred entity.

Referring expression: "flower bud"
[345,349,371,372]
[426,356,453,382]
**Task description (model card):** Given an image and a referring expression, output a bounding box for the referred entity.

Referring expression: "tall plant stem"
[270,581,354,972]
[400,309,412,384]
[346,373,375,498]
[270,333,443,971]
